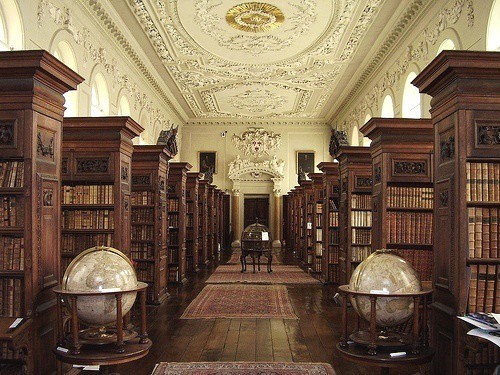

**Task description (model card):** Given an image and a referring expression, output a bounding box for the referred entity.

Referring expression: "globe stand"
[52,282,151,374]
[337,285,434,374]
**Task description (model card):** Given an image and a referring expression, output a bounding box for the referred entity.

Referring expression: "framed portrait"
[198,151,217,175]
[296,151,315,174]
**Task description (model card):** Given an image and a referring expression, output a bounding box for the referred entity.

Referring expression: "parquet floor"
[115,249,419,375]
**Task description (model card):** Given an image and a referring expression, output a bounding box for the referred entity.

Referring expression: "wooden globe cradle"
[52,282,151,374]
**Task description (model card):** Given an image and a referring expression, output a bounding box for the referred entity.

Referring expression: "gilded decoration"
[228,155,285,179]
[226,3,284,33]
[232,127,282,159]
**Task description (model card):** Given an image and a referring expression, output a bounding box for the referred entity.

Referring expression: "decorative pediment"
[228,155,285,179]
[232,127,281,159]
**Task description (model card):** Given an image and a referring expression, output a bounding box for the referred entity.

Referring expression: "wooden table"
[0,317,33,374]
[337,342,434,374]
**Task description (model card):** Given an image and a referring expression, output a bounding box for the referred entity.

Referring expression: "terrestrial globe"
[62,246,138,327]
[349,249,422,327]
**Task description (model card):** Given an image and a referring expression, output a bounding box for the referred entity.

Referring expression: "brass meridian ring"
[226,2,285,33]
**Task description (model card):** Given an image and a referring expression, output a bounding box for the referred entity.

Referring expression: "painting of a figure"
[199,151,217,175]
[296,151,315,175]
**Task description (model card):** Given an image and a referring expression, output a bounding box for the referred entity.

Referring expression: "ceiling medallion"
[226,3,285,33]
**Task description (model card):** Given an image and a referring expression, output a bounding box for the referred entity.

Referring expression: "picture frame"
[296,151,315,175]
[198,151,217,175]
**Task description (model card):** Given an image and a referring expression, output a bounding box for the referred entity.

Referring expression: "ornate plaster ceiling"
[118,0,403,120]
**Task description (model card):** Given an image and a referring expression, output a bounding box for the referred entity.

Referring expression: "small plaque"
[9,318,23,329]
[262,232,269,241]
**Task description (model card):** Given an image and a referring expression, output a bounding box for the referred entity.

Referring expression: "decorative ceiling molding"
[185,119,328,127]
[37,0,185,128]
[335,0,474,130]
[120,0,386,119]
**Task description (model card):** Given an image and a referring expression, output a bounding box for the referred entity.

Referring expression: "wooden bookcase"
[310,173,325,275]
[206,185,215,261]
[186,172,201,273]
[167,162,191,284]
[282,194,291,249]
[292,186,303,258]
[131,145,172,304]
[335,146,373,285]
[300,180,314,268]
[61,117,142,276]
[361,118,434,286]
[318,162,341,284]
[0,50,83,374]
[213,189,221,257]
[197,180,209,266]
[217,190,225,252]
[223,193,230,251]
[414,51,500,375]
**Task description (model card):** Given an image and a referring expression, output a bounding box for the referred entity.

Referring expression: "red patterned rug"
[227,250,282,265]
[180,285,298,319]
[152,362,336,374]
[206,265,320,285]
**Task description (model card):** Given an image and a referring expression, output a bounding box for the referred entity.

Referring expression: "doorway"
[244,196,269,229]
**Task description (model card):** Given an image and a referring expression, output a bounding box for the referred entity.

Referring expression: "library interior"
[0,0,499,374]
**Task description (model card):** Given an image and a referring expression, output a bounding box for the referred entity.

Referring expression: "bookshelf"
[360,118,434,286]
[197,180,209,266]
[206,185,215,261]
[292,186,303,258]
[131,145,173,304]
[167,162,191,284]
[214,189,221,257]
[300,180,314,268]
[282,194,290,249]
[61,117,143,276]
[223,193,231,251]
[217,190,226,252]
[0,50,83,374]
[186,172,201,273]
[310,173,325,275]
[335,146,373,285]
[414,51,500,374]
[318,162,340,284]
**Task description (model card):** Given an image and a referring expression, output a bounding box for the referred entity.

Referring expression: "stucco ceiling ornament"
[232,128,282,159]
[228,155,285,179]
[229,89,287,113]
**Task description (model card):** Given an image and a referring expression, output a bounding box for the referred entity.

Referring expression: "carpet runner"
[206,265,320,285]
[180,284,298,319]
[152,362,336,374]
[227,250,282,265]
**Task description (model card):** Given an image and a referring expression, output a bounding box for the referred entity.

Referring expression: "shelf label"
[56,347,69,353]
[9,318,23,329]
[262,232,269,240]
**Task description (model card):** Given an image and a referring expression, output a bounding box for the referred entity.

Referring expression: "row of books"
[316,203,323,214]
[352,228,372,244]
[0,161,24,188]
[168,248,180,265]
[386,211,433,244]
[351,246,372,262]
[0,196,22,227]
[315,214,323,227]
[328,198,338,210]
[351,211,372,227]
[187,215,194,227]
[135,262,154,283]
[466,162,500,202]
[131,243,154,260]
[61,233,113,254]
[467,207,499,259]
[131,225,154,241]
[0,237,24,271]
[0,278,22,317]
[168,198,179,211]
[131,207,155,222]
[62,210,114,230]
[62,185,114,205]
[396,248,433,281]
[463,342,499,375]
[386,186,434,209]
[0,341,19,360]
[351,194,371,209]
[328,230,340,245]
[186,203,195,214]
[168,214,179,227]
[314,243,323,257]
[315,228,323,242]
[131,191,155,205]
[327,247,339,263]
[328,211,339,227]
[468,263,499,313]
[168,232,179,246]
[328,265,339,284]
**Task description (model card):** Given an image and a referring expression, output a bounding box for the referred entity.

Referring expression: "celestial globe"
[349,249,422,327]
[63,246,138,327]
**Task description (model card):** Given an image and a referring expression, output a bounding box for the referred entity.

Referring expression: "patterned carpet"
[227,250,282,265]
[206,264,320,285]
[152,362,336,374]
[180,284,298,319]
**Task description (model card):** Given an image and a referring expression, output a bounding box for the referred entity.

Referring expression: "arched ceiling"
[111,0,411,121]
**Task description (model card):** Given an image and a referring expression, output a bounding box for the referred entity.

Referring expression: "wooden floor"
[115,249,420,375]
